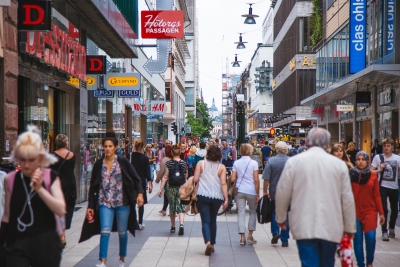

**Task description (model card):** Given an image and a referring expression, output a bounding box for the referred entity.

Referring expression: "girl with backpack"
[0,125,66,267]
[158,144,188,235]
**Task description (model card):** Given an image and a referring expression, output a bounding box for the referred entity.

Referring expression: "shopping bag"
[339,235,353,267]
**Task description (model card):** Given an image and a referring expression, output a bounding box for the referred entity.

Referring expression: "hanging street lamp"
[232,54,241,67]
[241,3,259,24]
[234,33,247,49]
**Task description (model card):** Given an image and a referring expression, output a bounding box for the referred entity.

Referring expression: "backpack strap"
[43,168,52,190]
[7,170,17,195]
[378,154,384,186]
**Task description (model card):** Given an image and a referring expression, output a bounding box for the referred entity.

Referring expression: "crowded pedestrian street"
[60,180,400,267]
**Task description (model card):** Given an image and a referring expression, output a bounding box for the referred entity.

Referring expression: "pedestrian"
[186,146,196,177]
[350,151,385,267]
[158,144,188,235]
[155,142,164,175]
[297,139,308,153]
[131,139,153,230]
[330,143,353,169]
[260,140,272,169]
[231,142,237,161]
[275,128,356,267]
[0,125,66,267]
[230,143,260,245]
[371,139,383,159]
[82,141,96,186]
[194,142,207,167]
[124,138,130,161]
[50,134,77,248]
[221,141,232,166]
[262,141,290,247]
[155,145,173,216]
[193,145,228,255]
[370,137,400,241]
[346,141,359,166]
[144,143,156,182]
[180,143,188,160]
[79,131,144,267]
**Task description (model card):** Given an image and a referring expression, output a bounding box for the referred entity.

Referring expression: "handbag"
[233,160,251,196]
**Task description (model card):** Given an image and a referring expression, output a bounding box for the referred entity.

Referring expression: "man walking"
[260,140,272,169]
[221,141,232,166]
[371,137,400,240]
[262,141,290,247]
[275,128,356,267]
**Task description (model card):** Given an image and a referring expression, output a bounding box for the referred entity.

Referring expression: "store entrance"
[360,120,372,159]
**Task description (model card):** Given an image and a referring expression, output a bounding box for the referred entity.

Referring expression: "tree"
[186,98,214,138]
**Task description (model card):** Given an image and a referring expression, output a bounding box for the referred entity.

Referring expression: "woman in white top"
[193,146,228,256]
[230,144,260,245]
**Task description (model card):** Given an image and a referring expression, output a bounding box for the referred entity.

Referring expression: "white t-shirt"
[371,154,400,190]
[232,156,259,195]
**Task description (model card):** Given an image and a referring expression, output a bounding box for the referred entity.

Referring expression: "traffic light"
[181,127,185,135]
[276,129,281,136]
[171,122,177,134]
[283,127,288,135]
[269,128,275,136]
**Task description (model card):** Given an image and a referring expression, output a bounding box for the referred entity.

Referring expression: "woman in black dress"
[130,139,153,229]
[50,134,77,248]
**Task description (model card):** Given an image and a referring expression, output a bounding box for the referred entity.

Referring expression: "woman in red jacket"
[350,151,385,267]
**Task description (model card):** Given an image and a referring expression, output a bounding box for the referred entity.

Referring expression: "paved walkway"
[61,182,400,267]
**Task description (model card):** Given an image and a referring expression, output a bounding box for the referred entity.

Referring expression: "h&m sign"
[18,0,52,31]
[379,87,394,106]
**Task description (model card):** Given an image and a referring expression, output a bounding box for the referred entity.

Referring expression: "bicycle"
[218,167,235,216]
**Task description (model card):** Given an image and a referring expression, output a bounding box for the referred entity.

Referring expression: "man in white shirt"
[371,137,400,240]
[275,128,355,267]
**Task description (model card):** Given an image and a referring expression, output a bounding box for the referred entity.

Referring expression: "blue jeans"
[354,219,376,267]
[149,164,155,181]
[271,200,290,244]
[196,195,223,245]
[99,205,130,259]
[296,239,337,267]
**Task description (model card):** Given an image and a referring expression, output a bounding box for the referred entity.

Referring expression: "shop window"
[165,82,171,101]
[185,87,194,106]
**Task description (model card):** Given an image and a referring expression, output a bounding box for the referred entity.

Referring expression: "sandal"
[240,237,246,245]
[247,237,257,245]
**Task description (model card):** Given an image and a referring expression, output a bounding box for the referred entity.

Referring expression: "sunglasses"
[19,158,37,163]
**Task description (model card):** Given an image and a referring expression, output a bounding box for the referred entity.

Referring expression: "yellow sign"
[302,56,316,66]
[289,60,296,71]
[107,76,139,86]
[87,76,96,86]
[67,77,80,87]
[272,80,277,88]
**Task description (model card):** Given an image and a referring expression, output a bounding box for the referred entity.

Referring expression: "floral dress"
[98,155,124,208]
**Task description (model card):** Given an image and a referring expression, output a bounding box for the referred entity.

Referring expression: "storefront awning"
[301,64,400,106]
[246,130,270,137]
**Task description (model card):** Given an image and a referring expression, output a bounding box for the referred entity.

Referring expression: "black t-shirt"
[8,170,57,242]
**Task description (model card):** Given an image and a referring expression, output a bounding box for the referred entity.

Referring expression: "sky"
[197,0,271,110]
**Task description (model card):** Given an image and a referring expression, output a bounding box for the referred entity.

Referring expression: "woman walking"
[156,145,172,216]
[0,126,66,266]
[230,144,260,245]
[79,131,144,267]
[350,151,385,267]
[186,145,196,177]
[50,134,77,248]
[131,139,153,230]
[193,146,228,255]
[346,141,359,166]
[330,143,353,169]
[155,142,164,176]
[144,143,156,182]
[158,144,188,235]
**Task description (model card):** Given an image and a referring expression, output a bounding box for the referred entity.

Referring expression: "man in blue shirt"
[221,141,232,166]
[260,141,272,168]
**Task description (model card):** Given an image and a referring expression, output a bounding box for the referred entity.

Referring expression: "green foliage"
[186,99,214,138]
[310,0,322,47]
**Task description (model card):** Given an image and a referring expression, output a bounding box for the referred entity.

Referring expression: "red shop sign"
[18,0,52,31]
[22,23,86,81]
[141,10,184,39]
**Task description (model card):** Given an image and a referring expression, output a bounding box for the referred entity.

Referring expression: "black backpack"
[168,160,186,187]
[256,196,272,224]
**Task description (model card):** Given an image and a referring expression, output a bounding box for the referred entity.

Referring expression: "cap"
[158,142,163,146]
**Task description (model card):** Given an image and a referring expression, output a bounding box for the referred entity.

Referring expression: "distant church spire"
[209,97,218,111]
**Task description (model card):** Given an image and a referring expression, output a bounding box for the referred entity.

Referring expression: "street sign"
[185,124,192,133]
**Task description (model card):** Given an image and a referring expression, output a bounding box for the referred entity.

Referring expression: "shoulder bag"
[233,160,251,196]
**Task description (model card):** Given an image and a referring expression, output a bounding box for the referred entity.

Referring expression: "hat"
[300,139,305,145]
[275,141,288,151]
[158,142,163,146]
[86,141,90,146]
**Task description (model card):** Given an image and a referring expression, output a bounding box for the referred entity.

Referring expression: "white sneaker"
[139,224,145,230]
[118,260,124,267]
[95,262,106,267]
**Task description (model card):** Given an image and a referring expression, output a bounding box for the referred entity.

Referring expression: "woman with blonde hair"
[0,125,66,266]
[50,134,76,248]
[230,143,260,245]
[346,141,359,166]
[331,143,353,169]
[130,139,152,230]
[186,145,197,177]
[158,144,188,235]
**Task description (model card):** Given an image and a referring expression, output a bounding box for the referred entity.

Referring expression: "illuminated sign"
[18,0,51,31]
[141,11,184,39]
[108,76,139,87]
[387,0,394,54]
[87,56,107,75]
[21,23,86,81]
[87,77,96,86]
[349,0,366,73]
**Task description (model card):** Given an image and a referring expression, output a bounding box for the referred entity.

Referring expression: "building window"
[165,82,171,101]
[327,0,334,10]
[299,17,309,53]
[185,87,194,106]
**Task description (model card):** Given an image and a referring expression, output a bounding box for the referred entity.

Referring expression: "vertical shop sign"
[87,56,107,75]
[18,0,52,31]
[387,0,394,54]
[69,22,79,38]
[349,0,366,73]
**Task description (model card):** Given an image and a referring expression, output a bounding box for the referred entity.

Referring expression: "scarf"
[349,151,371,185]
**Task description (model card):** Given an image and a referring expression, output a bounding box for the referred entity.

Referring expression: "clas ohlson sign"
[349,0,366,74]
